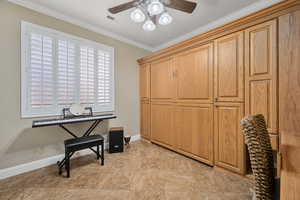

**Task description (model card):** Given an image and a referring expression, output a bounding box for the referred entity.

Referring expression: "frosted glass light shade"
[143,20,156,31]
[159,12,172,25]
[147,0,164,16]
[130,8,146,23]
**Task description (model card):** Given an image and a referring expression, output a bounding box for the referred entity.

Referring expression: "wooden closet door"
[279,11,300,200]
[214,31,244,102]
[151,57,175,100]
[140,100,150,140]
[175,104,214,165]
[245,20,278,136]
[140,64,150,100]
[214,103,245,174]
[175,43,213,103]
[151,102,174,148]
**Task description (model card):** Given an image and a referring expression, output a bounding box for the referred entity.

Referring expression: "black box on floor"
[108,127,124,153]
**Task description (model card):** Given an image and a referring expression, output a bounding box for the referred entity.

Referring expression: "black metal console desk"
[32,114,116,173]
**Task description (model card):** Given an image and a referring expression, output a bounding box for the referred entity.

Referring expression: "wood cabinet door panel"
[140,64,150,99]
[214,103,245,174]
[279,11,300,200]
[151,58,175,100]
[245,19,277,133]
[151,103,174,147]
[214,32,244,102]
[175,104,214,165]
[176,43,213,103]
[248,80,272,129]
[140,100,150,139]
[175,106,193,153]
[249,29,270,76]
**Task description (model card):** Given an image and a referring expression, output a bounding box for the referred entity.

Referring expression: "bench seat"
[64,134,104,177]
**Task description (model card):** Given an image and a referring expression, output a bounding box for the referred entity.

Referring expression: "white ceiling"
[9,0,283,51]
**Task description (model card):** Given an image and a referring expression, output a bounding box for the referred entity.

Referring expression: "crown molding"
[153,0,283,51]
[7,0,155,52]
[138,0,298,63]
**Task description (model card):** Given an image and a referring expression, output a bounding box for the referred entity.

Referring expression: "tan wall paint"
[0,0,150,169]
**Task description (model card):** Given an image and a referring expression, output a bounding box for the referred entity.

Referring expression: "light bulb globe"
[147,0,164,16]
[159,12,173,25]
[143,20,156,31]
[130,8,145,23]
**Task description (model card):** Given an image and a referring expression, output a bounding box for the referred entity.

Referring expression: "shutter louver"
[57,40,76,105]
[97,50,111,105]
[29,33,54,108]
[80,47,95,104]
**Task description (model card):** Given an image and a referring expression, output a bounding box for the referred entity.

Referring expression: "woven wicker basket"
[241,114,274,200]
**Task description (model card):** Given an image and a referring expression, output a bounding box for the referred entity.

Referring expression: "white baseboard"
[130,134,141,142]
[0,135,141,180]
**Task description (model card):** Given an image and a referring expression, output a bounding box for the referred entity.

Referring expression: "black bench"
[64,134,104,177]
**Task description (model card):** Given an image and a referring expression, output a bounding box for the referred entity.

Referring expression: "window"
[21,22,115,118]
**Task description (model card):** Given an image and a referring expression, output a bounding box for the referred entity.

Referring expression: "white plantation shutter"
[28,33,54,108]
[22,22,114,117]
[97,50,111,106]
[57,40,76,105]
[80,47,95,104]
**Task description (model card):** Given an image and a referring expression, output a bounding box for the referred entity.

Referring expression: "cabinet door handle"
[215,97,218,102]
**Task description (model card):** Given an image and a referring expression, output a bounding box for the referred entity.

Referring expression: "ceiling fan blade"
[108,1,137,14]
[165,0,197,13]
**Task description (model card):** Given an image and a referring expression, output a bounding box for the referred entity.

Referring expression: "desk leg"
[57,151,74,172]
[83,120,102,137]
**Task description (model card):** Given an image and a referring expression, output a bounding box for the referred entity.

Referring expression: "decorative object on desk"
[124,134,131,148]
[108,127,124,153]
[69,104,85,116]
[62,105,93,119]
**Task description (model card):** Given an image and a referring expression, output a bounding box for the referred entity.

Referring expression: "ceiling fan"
[108,0,197,31]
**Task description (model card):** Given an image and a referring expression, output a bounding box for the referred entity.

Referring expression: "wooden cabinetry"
[279,11,300,200]
[151,57,175,100]
[175,43,213,103]
[214,31,244,102]
[214,103,245,174]
[175,104,214,165]
[213,32,246,174]
[140,64,150,100]
[151,102,175,148]
[140,63,150,140]
[140,100,150,140]
[245,20,278,135]
[137,2,300,177]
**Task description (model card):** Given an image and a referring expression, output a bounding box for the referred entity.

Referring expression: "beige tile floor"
[0,140,252,200]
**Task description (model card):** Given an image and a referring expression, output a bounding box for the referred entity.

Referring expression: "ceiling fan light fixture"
[109,0,197,31]
[147,0,164,16]
[159,12,172,25]
[130,8,146,23]
[143,20,156,31]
